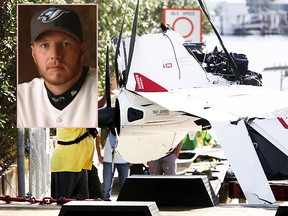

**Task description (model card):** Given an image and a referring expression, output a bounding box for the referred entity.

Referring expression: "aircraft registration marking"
[153,109,169,116]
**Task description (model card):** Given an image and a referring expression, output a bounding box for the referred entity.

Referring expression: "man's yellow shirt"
[51,128,94,172]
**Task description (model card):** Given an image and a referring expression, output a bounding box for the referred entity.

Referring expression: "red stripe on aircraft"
[134,73,168,92]
[277,117,288,129]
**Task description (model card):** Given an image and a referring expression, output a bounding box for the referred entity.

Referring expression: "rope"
[0,195,104,205]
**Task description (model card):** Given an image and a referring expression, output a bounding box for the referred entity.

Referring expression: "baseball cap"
[30,7,83,43]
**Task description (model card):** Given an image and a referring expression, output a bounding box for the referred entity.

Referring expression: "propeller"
[98,0,140,135]
[98,41,119,136]
[113,0,140,88]
[123,0,140,87]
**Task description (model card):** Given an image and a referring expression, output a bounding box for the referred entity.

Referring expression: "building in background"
[208,0,288,35]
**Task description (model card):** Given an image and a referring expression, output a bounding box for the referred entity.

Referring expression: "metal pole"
[281,71,283,91]
[16,128,25,198]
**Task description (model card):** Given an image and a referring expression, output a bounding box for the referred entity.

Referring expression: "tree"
[0,1,17,173]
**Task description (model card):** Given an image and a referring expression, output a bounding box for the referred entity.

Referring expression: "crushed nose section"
[183,42,262,86]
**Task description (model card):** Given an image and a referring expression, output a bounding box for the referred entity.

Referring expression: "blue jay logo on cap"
[38,8,69,23]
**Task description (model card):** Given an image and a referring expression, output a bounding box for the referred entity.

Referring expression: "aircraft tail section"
[118,30,215,92]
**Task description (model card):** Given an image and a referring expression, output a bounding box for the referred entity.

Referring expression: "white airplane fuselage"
[110,29,288,204]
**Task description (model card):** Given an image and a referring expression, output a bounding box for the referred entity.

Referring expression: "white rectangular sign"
[164,8,202,42]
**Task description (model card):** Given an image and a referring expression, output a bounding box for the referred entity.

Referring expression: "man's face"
[31,30,85,89]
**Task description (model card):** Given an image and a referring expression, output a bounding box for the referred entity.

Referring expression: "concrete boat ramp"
[0,146,287,215]
[0,202,282,216]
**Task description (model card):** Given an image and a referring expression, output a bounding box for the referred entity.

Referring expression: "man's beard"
[38,60,82,86]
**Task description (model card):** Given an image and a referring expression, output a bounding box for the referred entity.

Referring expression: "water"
[202,34,288,90]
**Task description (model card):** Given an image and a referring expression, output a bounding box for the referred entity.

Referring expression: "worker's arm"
[174,140,183,158]
[98,93,106,108]
[95,132,103,164]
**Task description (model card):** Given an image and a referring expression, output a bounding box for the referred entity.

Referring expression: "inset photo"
[17,4,98,128]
